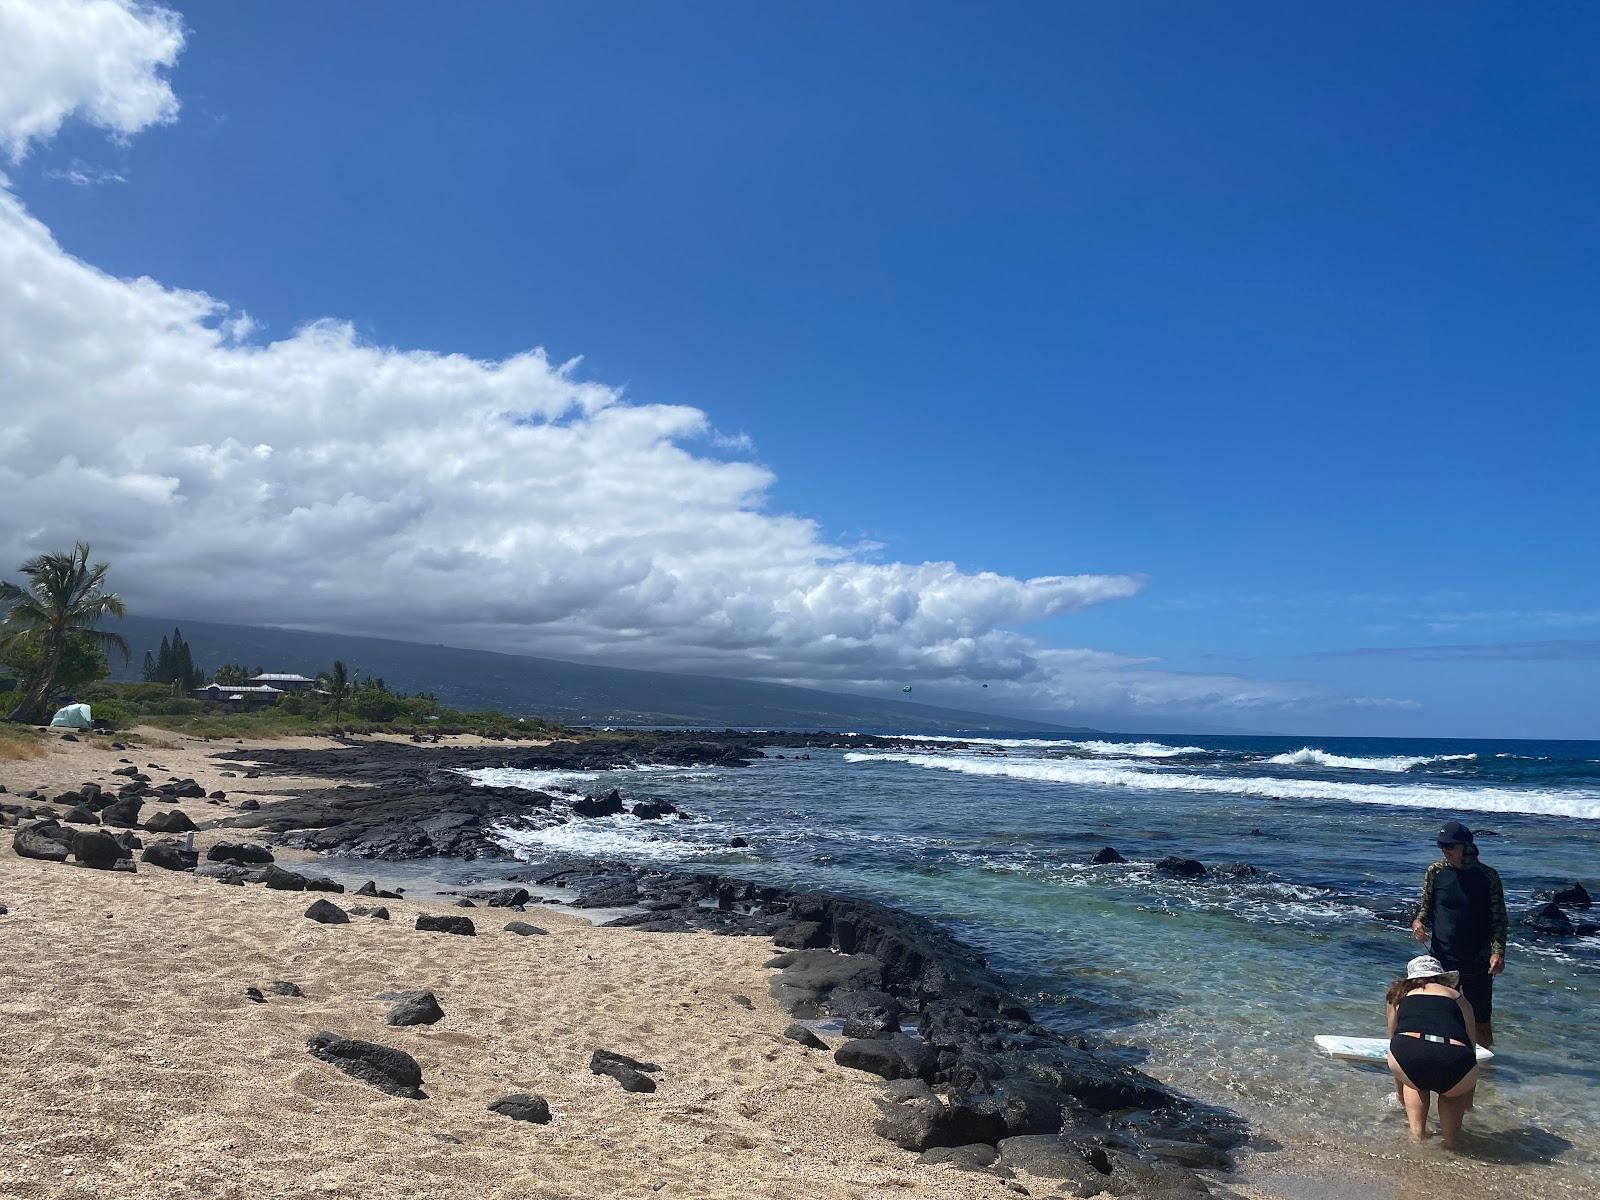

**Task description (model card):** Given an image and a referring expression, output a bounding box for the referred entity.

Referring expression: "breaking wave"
[843,752,1600,820]
[1263,748,1478,772]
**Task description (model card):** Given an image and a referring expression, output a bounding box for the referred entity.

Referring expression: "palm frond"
[77,627,132,662]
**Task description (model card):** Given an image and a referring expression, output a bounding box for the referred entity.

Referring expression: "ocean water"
[473,733,1600,1186]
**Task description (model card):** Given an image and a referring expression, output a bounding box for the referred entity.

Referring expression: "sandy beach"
[1,728,1585,1200]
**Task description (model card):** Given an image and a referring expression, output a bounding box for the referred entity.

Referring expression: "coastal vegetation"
[0,547,560,739]
[0,543,129,723]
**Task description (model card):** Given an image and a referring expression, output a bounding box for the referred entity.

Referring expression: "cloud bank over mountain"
[0,1,1338,720]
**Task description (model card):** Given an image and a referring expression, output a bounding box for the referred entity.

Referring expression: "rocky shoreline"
[197,733,1247,1196]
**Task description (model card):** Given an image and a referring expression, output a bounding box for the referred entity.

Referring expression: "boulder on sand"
[207,841,274,864]
[145,810,199,833]
[98,797,144,828]
[306,1032,426,1099]
[590,1048,661,1093]
[70,829,124,870]
[504,921,547,936]
[144,838,198,870]
[304,898,350,924]
[416,914,475,936]
[488,1093,551,1124]
[386,990,445,1026]
[15,821,72,862]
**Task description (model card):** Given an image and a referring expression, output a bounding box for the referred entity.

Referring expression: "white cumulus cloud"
[0,0,183,161]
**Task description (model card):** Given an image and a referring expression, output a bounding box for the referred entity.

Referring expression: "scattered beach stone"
[270,981,305,997]
[416,914,475,936]
[98,797,143,828]
[386,990,445,1026]
[14,821,72,862]
[306,1031,426,1099]
[356,880,380,896]
[572,789,626,818]
[503,920,547,936]
[1154,856,1206,878]
[261,865,310,890]
[139,839,196,871]
[1535,881,1593,910]
[62,804,100,825]
[454,898,476,907]
[0,903,8,916]
[207,841,274,864]
[304,898,349,924]
[194,862,249,884]
[1090,846,1126,864]
[209,791,227,801]
[488,1093,551,1124]
[731,994,755,1010]
[144,810,198,834]
[237,798,261,811]
[70,829,123,870]
[303,874,345,893]
[348,905,391,920]
[244,986,266,1003]
[483,886,530,908]
[784,1023,828,1050]
[60,732,78,742]
[590,1048,661,1092]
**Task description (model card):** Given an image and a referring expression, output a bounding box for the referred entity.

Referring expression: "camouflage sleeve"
[1487,866,1508,955]
[1417,861,1441,925]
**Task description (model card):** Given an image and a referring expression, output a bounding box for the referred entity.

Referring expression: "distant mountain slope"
[108,615,1095,734]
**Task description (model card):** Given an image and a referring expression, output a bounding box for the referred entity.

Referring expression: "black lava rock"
[1534,882,1593,910]
[1090,846,1125,864]
[631,799,677,820]
[504,921,548,935]
[145,810,198,834]
[386,990,445,1026]
[207,841,274,864]
[488,1093,551,1124]
[784,1023,829,1050]
[14,820,72,862]
[416,914,475,936]
[141,840,197,871]
[572,789,626,818]
[270,981,305,997]
[98,797,144,828]
[71,829,123,870]
[63,805,100,825]
[304,898,350,924]
[834,1034,937,1082]
[590,1048,661,1092]
[306,1031,426,1099]
[1155,856,1206,878]
[261,865,309,890]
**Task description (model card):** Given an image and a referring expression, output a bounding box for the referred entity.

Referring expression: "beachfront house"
[193,683,283,709]
[249,672,316,691]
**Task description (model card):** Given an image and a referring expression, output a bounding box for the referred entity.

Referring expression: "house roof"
[197,684,282,694]
[251,673,315,682]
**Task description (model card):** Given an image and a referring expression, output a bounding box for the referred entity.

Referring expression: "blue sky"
[3,2,1597,737]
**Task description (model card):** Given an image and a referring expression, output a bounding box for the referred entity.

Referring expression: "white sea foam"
[460,764,710,792]
[843,752,1600,820]
[492,814,727,862]
[1263,748,1478,772]
[904,735,1209,758]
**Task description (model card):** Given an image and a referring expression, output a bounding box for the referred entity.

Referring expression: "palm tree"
[0,543,129,722]
[318,659,350,721]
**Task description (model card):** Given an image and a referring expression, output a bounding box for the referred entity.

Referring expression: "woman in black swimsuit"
[1387,954,1480,1149]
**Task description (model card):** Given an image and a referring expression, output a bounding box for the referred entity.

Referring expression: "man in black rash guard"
[1412,820,1507,1047]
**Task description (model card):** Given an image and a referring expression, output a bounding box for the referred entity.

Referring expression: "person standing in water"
[1412,819,1507,1047]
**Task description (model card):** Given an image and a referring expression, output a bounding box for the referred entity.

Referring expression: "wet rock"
[1154,856,1206,879]
[416,914,475,936]
[306,1031,426,1099]
[71,829,124,870]
[304,898,350,924]
[1534,882,1593,910]
[14,820,72,862]
[996,1135,1113,1192]
[590,1048,661,1092]
[386,990,445,1026]
[1090,847,1125,865]
[768,948,885,1015]
[784,1023,829,1050]
[572,789,626,818]
[488,1092,551,1124]
[729,836,750,848]
[1214,861,1263,879]
[141,840,197,871]
[303,874,344,894]
[261,865,309,890]
[829,988,904,1038]
[631,799,677,820]
[483,886,531,908]
[207,841,274,864]
[504,921,548,936]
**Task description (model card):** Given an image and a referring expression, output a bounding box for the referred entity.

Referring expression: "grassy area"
[0,723,47,761]
[69,680,566,741]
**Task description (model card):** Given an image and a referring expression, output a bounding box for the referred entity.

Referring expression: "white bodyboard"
[1315,1035,1493,1064]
